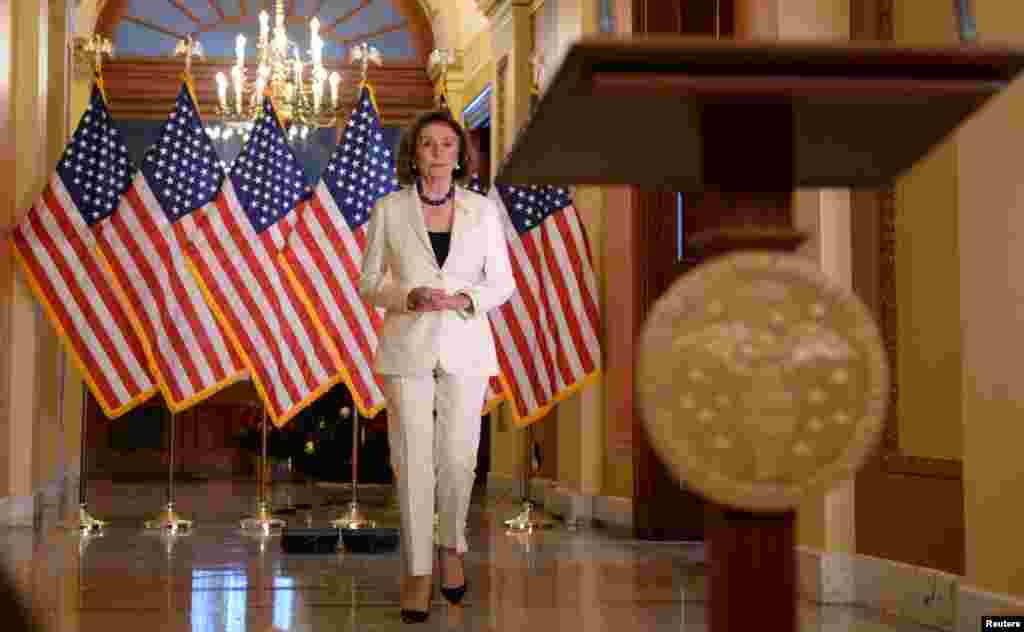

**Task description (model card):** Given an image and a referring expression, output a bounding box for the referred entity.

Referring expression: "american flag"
[180,98,340,426]
[96,84,247,412]
[488,184,602,426]
[9,85,157,418]
[281,86,399,418]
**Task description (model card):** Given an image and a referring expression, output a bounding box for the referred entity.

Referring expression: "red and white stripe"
[282,185,386,418]
[179,179,340,426]
[487,189,601,426]
[96,174,248,411]
[10,174,157,418]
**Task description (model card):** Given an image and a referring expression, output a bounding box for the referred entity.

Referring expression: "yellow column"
[550,0,606,500]
[2,0,48,525]
[0,0,12,518]
[1,0,77,526]
[33,0,73,518]
[957,0,1024,598]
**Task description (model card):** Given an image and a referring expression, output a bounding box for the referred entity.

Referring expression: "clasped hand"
[408,287,470,312]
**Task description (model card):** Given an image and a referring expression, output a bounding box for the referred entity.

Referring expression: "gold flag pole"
[70,383,106,533]
[145,406,193,531]
[504,423,557,531]
[241,406,286,532]
[331,406,375,530]
[143,37,206,535]
[331,54,383,532]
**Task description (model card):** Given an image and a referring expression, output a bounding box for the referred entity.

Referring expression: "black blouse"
[428,230,452,268]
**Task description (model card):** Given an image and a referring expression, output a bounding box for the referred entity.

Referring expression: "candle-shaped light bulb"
[312,36,323,68]
[274,26,286,54]
[231,65,244,114]
[259,11,269,42]
[328,72,341,107]
[235,34,246,66]
[215,72,228,109]
[311,18,323,68]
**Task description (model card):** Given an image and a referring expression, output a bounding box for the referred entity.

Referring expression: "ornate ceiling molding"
[93,1,435,65]
[100,57,434,127]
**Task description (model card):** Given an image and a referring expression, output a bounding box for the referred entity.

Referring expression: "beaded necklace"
[417,178,454,206]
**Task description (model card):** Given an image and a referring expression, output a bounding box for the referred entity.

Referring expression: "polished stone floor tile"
[0,480,939,631]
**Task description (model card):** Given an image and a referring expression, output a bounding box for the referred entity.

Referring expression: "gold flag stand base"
[331,500,376,531]
[240,500,286,533]
[330,411,378,531]
[69,503,106,534]
[504,501,558,532]
[145,502,193,533]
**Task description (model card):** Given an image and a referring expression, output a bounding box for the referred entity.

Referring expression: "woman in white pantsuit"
[359,110,514,623]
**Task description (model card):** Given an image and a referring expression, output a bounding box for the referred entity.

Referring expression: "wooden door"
[633,190,708,540]
[629,0,736,541]
[850,188,964,575]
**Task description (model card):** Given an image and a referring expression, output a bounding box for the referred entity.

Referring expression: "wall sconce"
[71,34,113,80]
[428,48,458,109]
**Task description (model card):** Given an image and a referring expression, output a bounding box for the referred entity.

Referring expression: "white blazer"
[359,185,515,376]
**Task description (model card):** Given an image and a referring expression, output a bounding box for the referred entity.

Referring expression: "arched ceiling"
[95,0,435,65]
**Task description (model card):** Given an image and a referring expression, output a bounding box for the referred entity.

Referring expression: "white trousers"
[382,370,489,577]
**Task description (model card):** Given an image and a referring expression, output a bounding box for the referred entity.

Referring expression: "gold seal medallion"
[638,252,889,511]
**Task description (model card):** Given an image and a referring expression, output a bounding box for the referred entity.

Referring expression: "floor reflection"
[0,479,941,631]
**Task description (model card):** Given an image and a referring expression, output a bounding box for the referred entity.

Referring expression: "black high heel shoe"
[400,576,431,624]
[400,609,430,624]
[439,548,468,605]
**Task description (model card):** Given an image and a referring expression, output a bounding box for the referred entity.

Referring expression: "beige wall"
[893,0,965,465]
[956,0,1024,598]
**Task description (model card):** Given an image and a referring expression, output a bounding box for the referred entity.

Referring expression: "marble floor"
[1,478,936,631]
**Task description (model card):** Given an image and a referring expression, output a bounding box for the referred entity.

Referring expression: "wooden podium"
[496,36,1024,631]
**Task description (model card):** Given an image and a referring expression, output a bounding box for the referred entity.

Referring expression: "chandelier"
[214,0,360,135]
